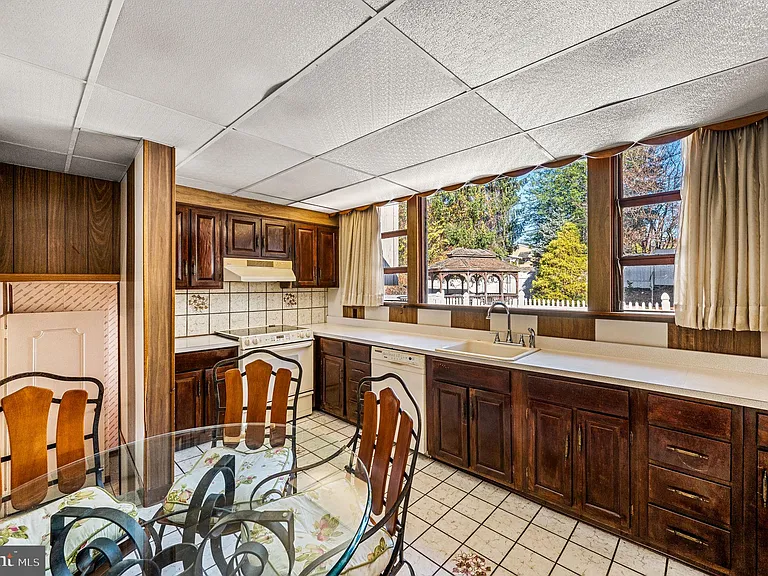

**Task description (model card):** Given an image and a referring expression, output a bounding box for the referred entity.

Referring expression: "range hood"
[223,258,296,283]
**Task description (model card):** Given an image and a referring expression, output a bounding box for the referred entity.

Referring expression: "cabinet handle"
[666,528,708,547]
[577,425,582,453]
[667,487,709,503]
[762,469,767,507]
[666,445,708,460]
[564,434,570,460]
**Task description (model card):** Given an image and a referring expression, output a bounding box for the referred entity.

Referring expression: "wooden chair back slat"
[385,411,413,534]
[2,386,53,510]
[356,391,378,478]
[370,388,400,515]
[55,389,88,493]
[269,368,292,448]
[244,360,271,449]
[223,369,244,447]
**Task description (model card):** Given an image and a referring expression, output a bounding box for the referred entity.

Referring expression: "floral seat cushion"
[162,443,293,523]
[0,486,138,571]
[245,476,394,576]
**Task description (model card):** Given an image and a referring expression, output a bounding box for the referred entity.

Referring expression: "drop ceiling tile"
[304,178,414,211]
[244,158,371,201]
[363,0,392,10]
[0,142,66,173]
[176,175,238,196]
[0,56,83,153]
[97,0,369,125]
[528,58,768,158]
[234,191,293,205]
[385,133,551,192]
[69,157,127,182]
[388,0,674,87]
[288,201,336,214]
[73,130,140,165]
[82,85,224,163]
[238,22,464,155]
[479,0,768,130]
[0,0,110,79]
[177,130,310,190]
[322,93,519,174]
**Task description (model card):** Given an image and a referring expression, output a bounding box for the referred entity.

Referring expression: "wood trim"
[0,163,13,273]
[176,185,337,226]
[743,408,758,575]
[388,305,417,324]
[619,254,676,267]
[0,274,120,282]
[537,316,596,340]
[383,266,408,274]
[381,229,407,239]
[343,305,365,319]
[619,190,681,208]
[450,307,490,331]
[668,325,762,357]
[587,157,613,313]
[407,196,426,304]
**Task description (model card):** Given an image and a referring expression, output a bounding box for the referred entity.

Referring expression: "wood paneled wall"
[587,157,613,312]
[668,325,761,357]
[0,163,120,275]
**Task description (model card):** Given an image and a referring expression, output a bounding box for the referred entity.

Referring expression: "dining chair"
[0,372,138,569]
[247,372,422,576]
[159,348,303,526]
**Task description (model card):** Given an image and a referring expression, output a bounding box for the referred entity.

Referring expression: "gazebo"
[427,248,522,306]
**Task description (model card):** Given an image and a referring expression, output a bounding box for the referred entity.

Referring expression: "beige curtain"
[339,207,384,307]
[675,119,768,331]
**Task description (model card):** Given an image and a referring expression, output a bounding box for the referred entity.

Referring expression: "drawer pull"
[667,528,709,546]
[577,425,582,453]
[666,445,709,460]
[667,487,709,503]
[762,469,767,507]
[564,434,570,460]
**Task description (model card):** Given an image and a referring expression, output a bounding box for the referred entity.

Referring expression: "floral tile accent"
[188,293,209,313]
[447,546,496,576]
[282,292,298,308]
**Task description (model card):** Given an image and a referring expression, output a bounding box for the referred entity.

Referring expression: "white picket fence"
[428,292,672,311]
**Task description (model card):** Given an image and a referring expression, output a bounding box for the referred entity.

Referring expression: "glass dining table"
[0,423,372,576]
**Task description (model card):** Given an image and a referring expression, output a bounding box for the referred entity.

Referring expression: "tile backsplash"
[175,281,327,337]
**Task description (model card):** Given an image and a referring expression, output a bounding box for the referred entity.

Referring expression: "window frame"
[380,201,410,303]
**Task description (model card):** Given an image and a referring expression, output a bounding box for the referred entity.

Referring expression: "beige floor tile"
[613,541,667,576]
[413,471,442,493]
[551,566,579,575]
[430,482,467,507]
[558,542,611,576]
[531,507,577,539]
[434,509,481,542]
[421,460,456,481]
[412,527,462,566]
[404,546,440,576]
[444,470,482,492]
[466,525,514,564]
[570,522,619,559]
[499,492,541,521]
[608,563,644,576]
[665,560,709,575]
[471,481,510,506]
[454,494,496,523]
[517,524,567,562]
[410,495,450,524]
[500,544,554,576]
[483,508,529,542]
[404,514,431,544]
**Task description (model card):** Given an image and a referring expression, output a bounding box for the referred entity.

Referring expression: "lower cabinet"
[320,353,345,418]
[470,388,512,483]
[431,380,469,468]
[175,369,203,434]
[316,337,371,424]
[527,400,573,507]
[758,450,768,574]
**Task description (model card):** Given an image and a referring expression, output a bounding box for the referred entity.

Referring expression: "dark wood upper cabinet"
[189,207,222,288]
[294,224,317,287]
[470,388,512,483]
[317,226,338,287]
[527,400,573,507]
[262,218,293,260]
[175,205,189,288]
[431,380,469,468]
[224,212,261,258]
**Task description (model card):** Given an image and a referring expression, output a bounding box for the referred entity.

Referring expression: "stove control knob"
[243,337,251,347]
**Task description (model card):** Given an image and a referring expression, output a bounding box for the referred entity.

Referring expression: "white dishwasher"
[370,346,427,454]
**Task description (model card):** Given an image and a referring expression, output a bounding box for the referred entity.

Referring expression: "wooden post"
[587,157,614,312]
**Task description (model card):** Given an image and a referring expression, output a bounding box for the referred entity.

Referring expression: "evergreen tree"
[531,222,587,300]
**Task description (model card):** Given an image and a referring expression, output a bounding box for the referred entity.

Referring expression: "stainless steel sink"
[439,340,538,362]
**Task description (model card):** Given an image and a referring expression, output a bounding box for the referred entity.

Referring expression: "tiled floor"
[296,411,709,576]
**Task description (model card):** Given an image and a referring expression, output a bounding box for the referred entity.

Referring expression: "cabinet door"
[175,370,202,433]
[317,226,338,287]
[262,218,293,260]
[431,381,469,468]
[346,359,370,425]
[190,208,222,288]
[470,389,512,483]
[294,224,317,287]
[527,400,573,507]
[224,212,261,258]
[576,410,630,530]
[759,450,768,573]
[321,354,345,418]
[175,206,189,288]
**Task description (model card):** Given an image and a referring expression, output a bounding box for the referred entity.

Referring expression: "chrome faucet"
[528,327,536,348]
[486,301,512,343]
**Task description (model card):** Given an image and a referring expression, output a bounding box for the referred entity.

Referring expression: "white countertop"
[309,322,768,411]
[175,335,239,354]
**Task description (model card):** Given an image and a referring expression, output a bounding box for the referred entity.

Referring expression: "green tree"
[427,178,522,264]
[531,222,587,300]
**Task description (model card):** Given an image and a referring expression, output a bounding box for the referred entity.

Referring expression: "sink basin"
[439,340,538,362]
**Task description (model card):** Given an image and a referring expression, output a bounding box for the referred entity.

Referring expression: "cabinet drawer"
[527,375,628,418]
[431,359,510,394]
[346,360,371,400]
[649,427,731,483]
[648,505,730,570]
[320,338,344,357]
[648,465,731,527]
[648,394,732,441]
[345,342,370,363]
[758,414,768,449]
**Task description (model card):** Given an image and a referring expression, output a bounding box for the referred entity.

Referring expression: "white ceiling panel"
[176,175,238,196]
[288,201,336,214]
[82,86,224,163]
[0,57,83,153]
[69,157,127,182]
[528,58,768,158]
[234,191,293,205]
[73,130,140,166]
[479,0,768,130]
[388,0,674,87]
[244,158,371,201]
[322,93,519,174]
[304,177,414,210]
[97,0,369,125]
[0,142,67,173]
[363,0,392,10]
[238,22,464,155]
[0,0,110,79]
[385,133,552,192]
[177,130,310,190]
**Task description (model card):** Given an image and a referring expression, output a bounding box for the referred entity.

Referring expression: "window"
[380,201,408,302]
[616,141,683,311]
[425,161,588,309]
